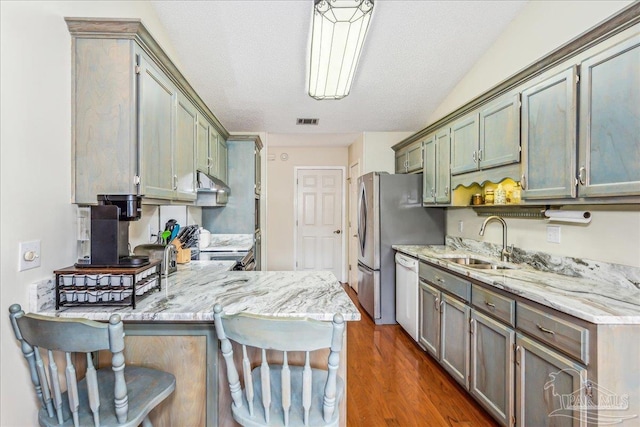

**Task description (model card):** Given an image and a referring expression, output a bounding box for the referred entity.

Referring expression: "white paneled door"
[295,168,344,280]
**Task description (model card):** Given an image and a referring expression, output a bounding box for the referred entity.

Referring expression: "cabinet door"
[440,293,470,389]
[395,150,407,173]
[435,129,451,204]
[451,112,480,175]
[422,135,437,205]
[196,117,210,174]
[419,280,440,358]
[406,142,423,173]
[515,333,587,427]
[208,126,219,178]
[470,310,515,427]
[217,138,228,183]
[175,94,197,200]
[521,67,578,200]
[578,35,640,197]
[138,52,176,200]
[480,94,521,170]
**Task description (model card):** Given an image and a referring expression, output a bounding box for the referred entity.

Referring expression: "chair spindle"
[302,351,312,426]
[85,353,100,427]
[109,315,128,423]
[34,347,55,418]
[47,349,64,424]
[281,351,291,426]
[260,349,270,423]
[242,345,254,416]
[65,352,80,427]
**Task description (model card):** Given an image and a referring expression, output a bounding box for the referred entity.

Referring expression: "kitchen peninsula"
[32,261,360,426]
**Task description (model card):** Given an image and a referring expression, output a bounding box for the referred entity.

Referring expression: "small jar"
[484,189,494,205]
[511,183,522,204]
[471,194,484,205]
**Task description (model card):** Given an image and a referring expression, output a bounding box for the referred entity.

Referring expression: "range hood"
[196,171,230,206]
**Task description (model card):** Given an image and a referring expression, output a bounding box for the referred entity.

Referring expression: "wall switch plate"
[546,225,561,244]
[19,240,41,271]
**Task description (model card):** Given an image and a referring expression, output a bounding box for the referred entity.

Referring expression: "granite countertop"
[200,234,254,252]
[35,261,360,323]
[393,238,640,325]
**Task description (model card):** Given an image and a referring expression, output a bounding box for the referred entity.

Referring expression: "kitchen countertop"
[393,241,640,325]
[34,261,360,323]
[200,233,254,252]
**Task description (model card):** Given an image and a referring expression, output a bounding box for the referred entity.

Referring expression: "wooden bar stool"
[214,304,345,427]
[8,304,175,427]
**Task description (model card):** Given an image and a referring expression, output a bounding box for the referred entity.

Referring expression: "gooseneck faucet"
[479,215,512,262]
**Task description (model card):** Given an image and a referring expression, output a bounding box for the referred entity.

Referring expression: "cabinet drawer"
[516,302,589,365]
[472,285,515,326]
[419,263,470,302]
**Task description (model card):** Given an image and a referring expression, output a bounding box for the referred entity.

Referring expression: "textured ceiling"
[151,0,527,139]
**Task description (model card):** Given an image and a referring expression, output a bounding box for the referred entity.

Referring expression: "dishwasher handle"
[395,253,418,270]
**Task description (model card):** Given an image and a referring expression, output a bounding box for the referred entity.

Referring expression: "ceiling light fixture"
[308,0,374,100]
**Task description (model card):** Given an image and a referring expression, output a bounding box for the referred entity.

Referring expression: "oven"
[198,249,255,271]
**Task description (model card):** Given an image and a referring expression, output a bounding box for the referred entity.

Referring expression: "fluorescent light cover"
[309,0,374,100]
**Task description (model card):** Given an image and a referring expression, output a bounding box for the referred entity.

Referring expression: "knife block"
[171,240,191,264]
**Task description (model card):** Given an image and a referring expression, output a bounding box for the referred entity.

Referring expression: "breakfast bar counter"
[33,261,360,426]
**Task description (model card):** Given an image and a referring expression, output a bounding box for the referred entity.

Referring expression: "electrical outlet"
[547,225,561,244]
[458,220,464,232]
[19,240,41,271]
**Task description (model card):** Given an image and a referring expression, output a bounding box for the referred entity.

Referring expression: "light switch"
[19,240,41,271]
[546,226,561,244]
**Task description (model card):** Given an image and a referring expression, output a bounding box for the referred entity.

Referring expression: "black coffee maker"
[76,194,149,268]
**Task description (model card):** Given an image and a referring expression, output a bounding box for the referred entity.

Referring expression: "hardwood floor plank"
[344,285,498,427]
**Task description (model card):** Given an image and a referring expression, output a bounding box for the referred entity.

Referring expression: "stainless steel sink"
[438,255,517,270]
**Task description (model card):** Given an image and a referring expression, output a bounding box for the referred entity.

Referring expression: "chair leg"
[141,416,153,427]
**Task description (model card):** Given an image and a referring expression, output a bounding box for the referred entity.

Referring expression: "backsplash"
[446,236,640,291]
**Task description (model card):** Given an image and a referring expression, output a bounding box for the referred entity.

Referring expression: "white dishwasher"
[395,252,419,342]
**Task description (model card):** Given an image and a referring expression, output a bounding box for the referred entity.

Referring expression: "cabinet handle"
[536,324,555,335]
[470,318,475,335]
[484,301,496,310]
[520,174,527,190]
[472,151,477,163]
[478,149,483,161]
[173,175,178,190]
[578,166,587,186]
[434,297,440,311]
[430,188,435,198]
[515,345,521,366]
[434,276,444,283]
[444,186,449,196]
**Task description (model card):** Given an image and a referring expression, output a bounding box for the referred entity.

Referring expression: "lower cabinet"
[419,279,440,357]
[470,310,515,427]
[440,293,470,389]
[515,333,587,427]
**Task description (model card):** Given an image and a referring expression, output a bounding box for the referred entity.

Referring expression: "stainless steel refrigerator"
[357,172,445,324]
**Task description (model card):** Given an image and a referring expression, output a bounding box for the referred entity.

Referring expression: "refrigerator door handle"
[358,181,367,256]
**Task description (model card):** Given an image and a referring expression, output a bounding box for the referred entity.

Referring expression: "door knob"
[333,230,341,234]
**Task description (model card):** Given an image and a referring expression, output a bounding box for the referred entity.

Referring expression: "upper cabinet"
[423,129,451,206]
[450,94,520,176]
[67,18,229,205]
[395,141,423,174]
[217,138,228,184]
[577,34,640,198]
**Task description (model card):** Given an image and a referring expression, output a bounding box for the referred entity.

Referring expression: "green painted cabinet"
[217,138,228,184]
[450,94,520,177]
[470,310,515,427]
[578,34,640,198]
[395,141,423,173]
[175,93,197,200]
[521,67,578,200]
[422,129,451,205]
[440,293,470,389]
[419,279,440,358]
[196,117,211,174]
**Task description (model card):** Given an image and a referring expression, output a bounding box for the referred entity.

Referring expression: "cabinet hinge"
[134,65,141,75]
[133,175,141,186]
[511,415,516,426]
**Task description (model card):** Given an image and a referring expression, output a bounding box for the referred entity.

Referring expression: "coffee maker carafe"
[76,194,148,268]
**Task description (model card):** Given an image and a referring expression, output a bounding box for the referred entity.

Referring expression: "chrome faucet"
[479,216,512,262]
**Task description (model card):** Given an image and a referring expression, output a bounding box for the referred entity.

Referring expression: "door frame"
[293,166,347,282]
[348,160,360,290]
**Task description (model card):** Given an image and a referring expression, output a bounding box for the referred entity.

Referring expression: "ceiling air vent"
[296,118,319,125]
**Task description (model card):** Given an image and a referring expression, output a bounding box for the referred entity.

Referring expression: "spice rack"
[54,260,162,309]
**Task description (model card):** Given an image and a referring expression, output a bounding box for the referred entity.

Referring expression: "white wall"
[429,1,640,268]
[265,143,349,271]
[362,132,414,174]
[0,2,178,425]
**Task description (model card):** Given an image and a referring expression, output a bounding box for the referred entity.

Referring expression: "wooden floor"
[344,285,498,427]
